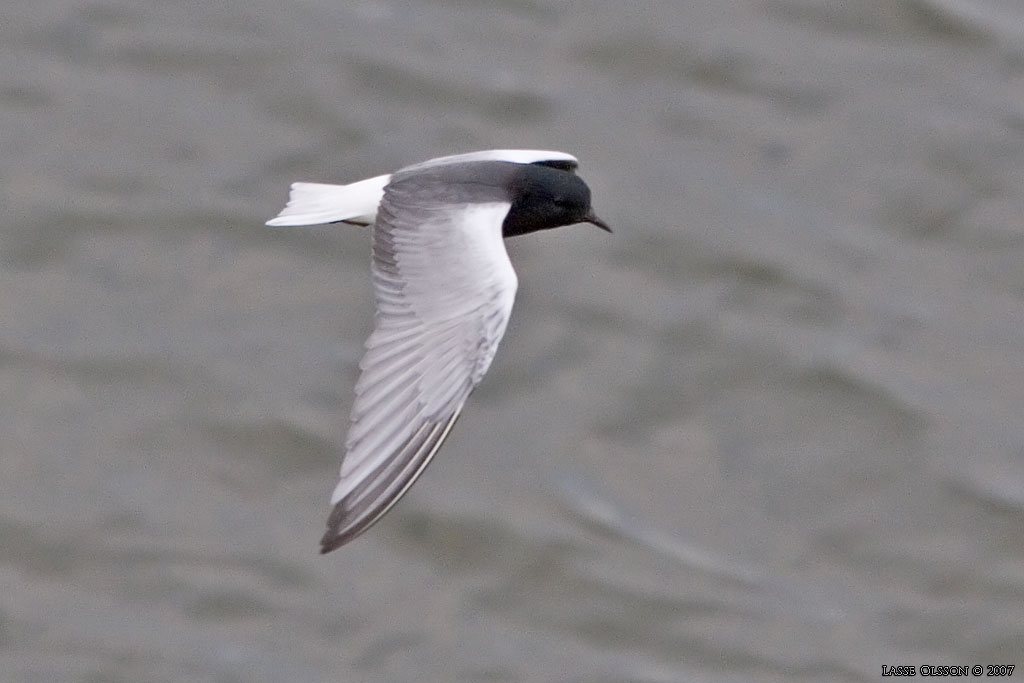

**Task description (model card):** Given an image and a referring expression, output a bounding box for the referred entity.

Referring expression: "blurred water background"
[3,1,1024,681]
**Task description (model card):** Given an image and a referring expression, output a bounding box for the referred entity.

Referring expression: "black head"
[502,163,611,238]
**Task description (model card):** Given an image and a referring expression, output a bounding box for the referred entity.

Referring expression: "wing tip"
[317,409,468,555]
[401,149,579,173]
[319,536,344,554]
[320,501,352,554]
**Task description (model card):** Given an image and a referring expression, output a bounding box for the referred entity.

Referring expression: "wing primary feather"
[341,408,460,536]
[344,420,433,507]
[320,405,465,553]
[344,400,420,464]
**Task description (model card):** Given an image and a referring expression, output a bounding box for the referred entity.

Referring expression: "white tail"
[266,174,390,227]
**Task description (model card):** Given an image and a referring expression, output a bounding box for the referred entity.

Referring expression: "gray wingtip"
[318,408,467,555]
[320,502,352,554]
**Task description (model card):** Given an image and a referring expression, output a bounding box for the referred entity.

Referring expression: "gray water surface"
[3,1,1024,681]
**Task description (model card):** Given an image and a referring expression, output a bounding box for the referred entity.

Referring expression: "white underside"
[331,201,517,504]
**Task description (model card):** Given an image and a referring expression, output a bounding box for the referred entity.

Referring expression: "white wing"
[320,183,518,551]
[402,149,578,172]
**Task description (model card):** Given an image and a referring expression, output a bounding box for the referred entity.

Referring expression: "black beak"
[584,210,613,233]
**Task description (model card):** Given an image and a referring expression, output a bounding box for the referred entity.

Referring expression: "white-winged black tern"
[267,149,610,553]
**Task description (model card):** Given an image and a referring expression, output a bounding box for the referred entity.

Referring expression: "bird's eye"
[553,196,568,206]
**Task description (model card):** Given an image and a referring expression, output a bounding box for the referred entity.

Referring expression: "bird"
[267,149,611,553]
